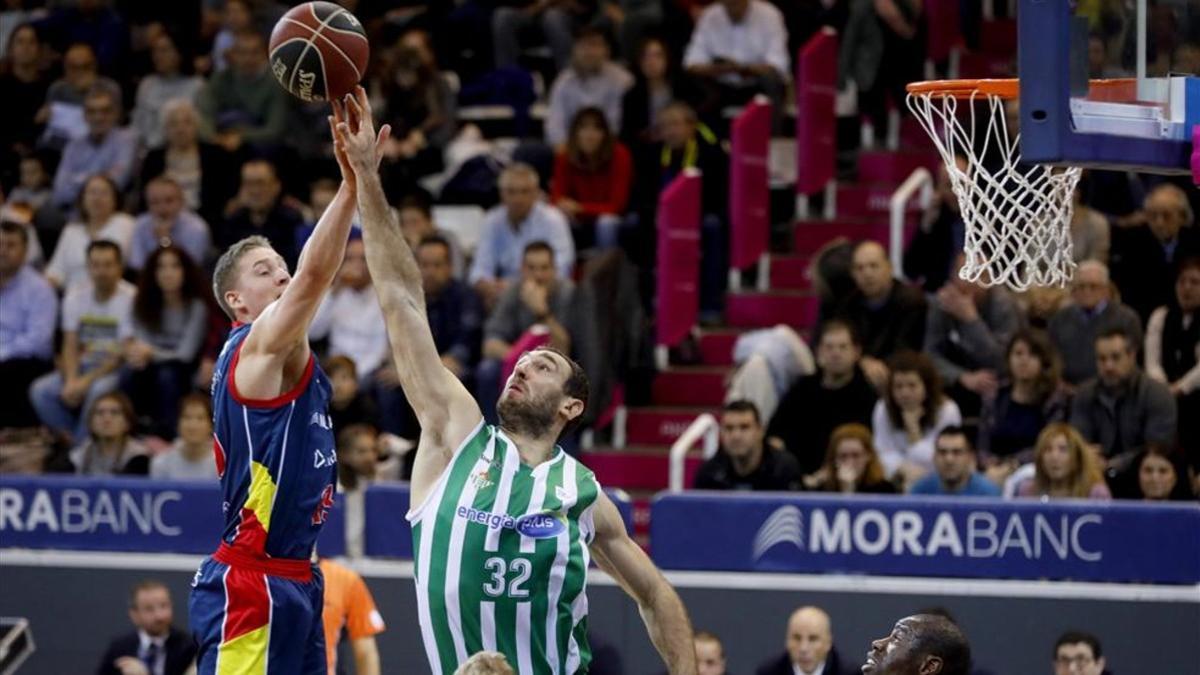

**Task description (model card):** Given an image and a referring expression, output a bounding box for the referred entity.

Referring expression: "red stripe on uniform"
[221,566,270,643]
[212,434,226,478]
[232,507,269,552]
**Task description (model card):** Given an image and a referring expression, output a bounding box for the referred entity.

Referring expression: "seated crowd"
[0,0,1196,507]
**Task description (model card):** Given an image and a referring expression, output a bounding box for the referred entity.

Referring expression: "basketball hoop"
[906,78,1082,291]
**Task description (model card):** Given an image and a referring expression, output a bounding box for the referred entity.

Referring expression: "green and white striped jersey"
[407,422,601,675]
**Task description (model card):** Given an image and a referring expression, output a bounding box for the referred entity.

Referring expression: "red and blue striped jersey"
[210,323,337,561]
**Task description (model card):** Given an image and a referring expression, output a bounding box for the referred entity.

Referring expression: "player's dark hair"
[1055,631,1102,659]
[722,399,761,425]
[531,346,589,435]
[0,220,29,246]
[522,240,555,262]
[417,234,452,257]
[934,426,972,452]
[816,318,861,347]
[911,614,971,675]
[86,238,122,263]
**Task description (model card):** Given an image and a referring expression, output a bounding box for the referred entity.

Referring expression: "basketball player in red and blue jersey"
[187,103,390,674]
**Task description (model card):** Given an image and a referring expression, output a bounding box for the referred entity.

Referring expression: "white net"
[906,89,1081,291]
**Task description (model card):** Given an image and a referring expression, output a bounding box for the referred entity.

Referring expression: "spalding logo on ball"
[268,1,369,102]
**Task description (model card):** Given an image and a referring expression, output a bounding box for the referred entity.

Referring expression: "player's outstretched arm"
[335,88,482,469]
[241,104,360,369]
[590,491,697,675]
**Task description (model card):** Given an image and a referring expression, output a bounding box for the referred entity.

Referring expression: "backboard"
[1018,0,1198,176]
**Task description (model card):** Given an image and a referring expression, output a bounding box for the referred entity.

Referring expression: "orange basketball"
[268,1,368,103]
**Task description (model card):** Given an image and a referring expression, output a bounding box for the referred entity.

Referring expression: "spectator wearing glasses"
[1048,261,1142,386]
[1110,183,1200,323]
[1052,631,1106,675]
[51,86,137,209]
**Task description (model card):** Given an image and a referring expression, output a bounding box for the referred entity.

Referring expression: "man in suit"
[757,605,857,675]
[97,580,196,675]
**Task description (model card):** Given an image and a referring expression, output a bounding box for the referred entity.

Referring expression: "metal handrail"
[668,413,720,493]
[889,167,934,274]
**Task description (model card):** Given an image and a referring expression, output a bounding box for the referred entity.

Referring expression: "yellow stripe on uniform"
[244,461,278,533]
[217,624,269,675]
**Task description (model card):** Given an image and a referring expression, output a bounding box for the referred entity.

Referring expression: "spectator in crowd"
[1070,328,1178,461]
[858,0,925,146]
[45,174,134,291]
[325,355,381,433]
[128,176,211,271]
[0,24,51,164]
[419,235,484,383]
[209,0,254,73]
[683,0,789,129]
[550,107,633,249]
[492,0,605,72]
[197,30,290,153]
[904,157,967,293]
[1110,183,1200,322]
[468,163,574,309]
[123,245,208,439]
[1071,182,1111,264]
[51,86,137,210]
[9,155,55,230]
[335,423,379,556]
[1145,257,1200,460]
[131,32,203,149]
[31,240,135,443]
[67,390,148,476]
[1123,445,1193,501]
[320,557,385,675]
[217,159,305,271]
[140,98,238,227]
[694,400,802,491]
[378,33,456,199]
[756,605,856,675]
[96,579,197,675]
[768,320,878,477]
[863,614,971,675]
[620,36,701,150]
[694,631,727,675]
[545,27,633,148]
[476,241,598,423]
[1048,260,1142,386]
[977,330,1070,477]
[809,423,897,494]
[1053,631,1105,675]
[398,196,464,277]
[872,351,962,487]
[826,241,928,390]
[0,221,57,429]
[1020,285,1069,331]
[40,43,121,149]
[908,427,1001,497]
[925,253,1021,414]
[150,393,215,480]
[1014,423,1112,500]
[310,235,389,386]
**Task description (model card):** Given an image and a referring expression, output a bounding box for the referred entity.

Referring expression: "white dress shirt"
[684,0,791,84]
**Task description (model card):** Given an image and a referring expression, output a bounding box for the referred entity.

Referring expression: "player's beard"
[497,388,558,439]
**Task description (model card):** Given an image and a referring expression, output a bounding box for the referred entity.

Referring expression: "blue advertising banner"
[361,484,636,558]
[0,475,345,556]
[650,493,1200,584]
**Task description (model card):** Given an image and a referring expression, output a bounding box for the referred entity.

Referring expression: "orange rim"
[906,78,1138,101]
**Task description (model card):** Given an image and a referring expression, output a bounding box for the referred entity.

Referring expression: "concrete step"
[768,254,812,290]
[652,368,729,407]
[835,183,923,219]
[623,407,719,447]
[580,446,705,491]
[725,291,818,330]
[697,329,741,366]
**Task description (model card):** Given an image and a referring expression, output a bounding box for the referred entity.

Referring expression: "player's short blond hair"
[212,235,273,319]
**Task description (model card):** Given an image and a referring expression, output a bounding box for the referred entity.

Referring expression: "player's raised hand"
[329,98,358,191]
[336,85,390,175]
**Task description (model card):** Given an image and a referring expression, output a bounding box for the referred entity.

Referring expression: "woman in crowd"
[550,107,633,250]
[131,32,203,149]
[1122,445,1194,501]
[45,174,134,291]
[378,31,456,200]
[337,423,380,557]
[150,394,215,480]
[122,245,208,439]
[1014,423,1111,500]
[872,351,962,487]
[808,423,897,494]
[620,36,699,148]
[139,98,236,226]
[1145,257,1200,456]
[67,391,149,476]
[978,329,1070,477]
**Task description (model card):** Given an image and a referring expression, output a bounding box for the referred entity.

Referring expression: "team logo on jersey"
[310,412,332,430]
[314,448,337,469]
[515,512,567,539]
[311,484,335,525]
[470,468,494,491]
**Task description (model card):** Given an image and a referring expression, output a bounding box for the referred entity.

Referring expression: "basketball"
[268,1,368,103]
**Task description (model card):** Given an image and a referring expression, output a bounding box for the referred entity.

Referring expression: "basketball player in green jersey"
[334,88,697,675]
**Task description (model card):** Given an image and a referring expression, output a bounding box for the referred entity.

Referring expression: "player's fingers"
[331,98,343,123]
